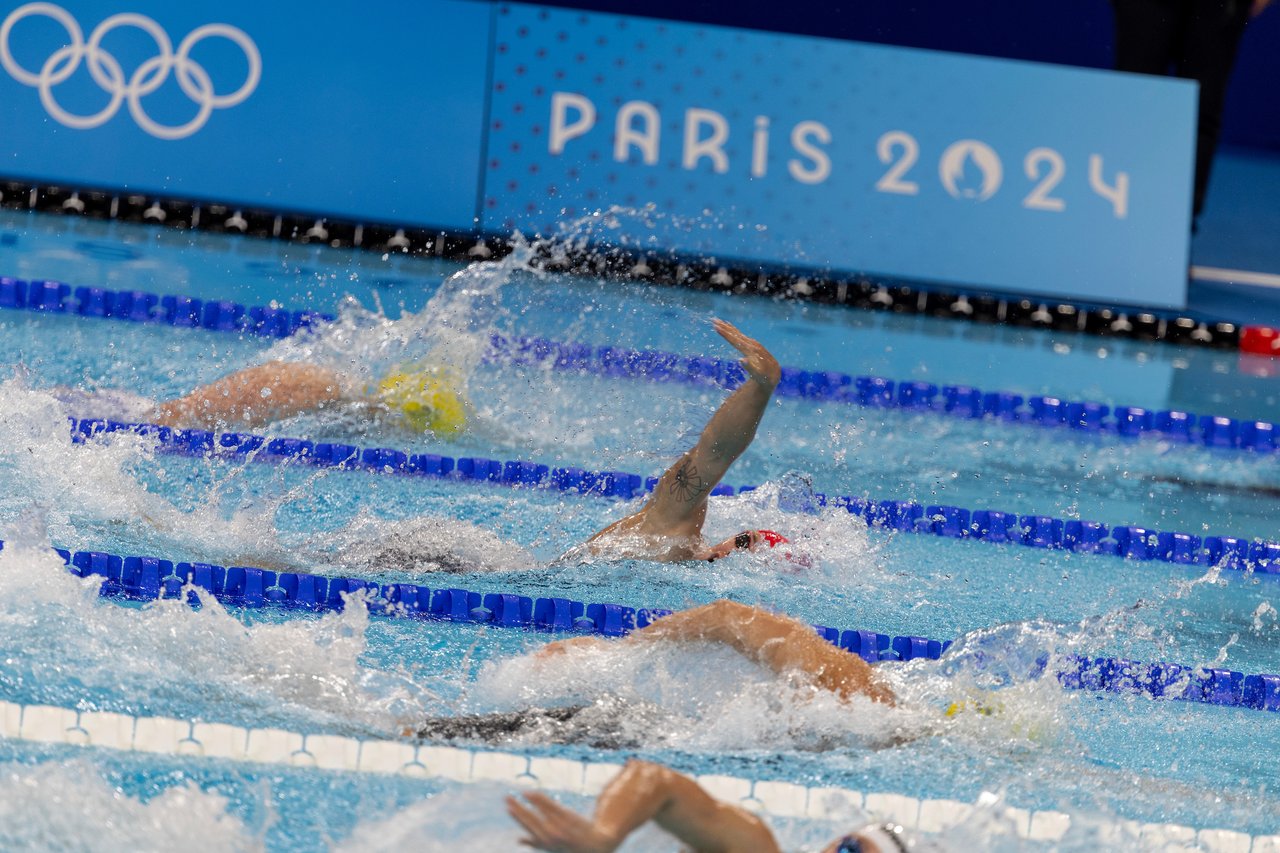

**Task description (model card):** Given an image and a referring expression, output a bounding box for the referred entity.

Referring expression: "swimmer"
[407,599,896,746]
[134,359,467,435]
[507,758,923,853]
[576,318,785,563]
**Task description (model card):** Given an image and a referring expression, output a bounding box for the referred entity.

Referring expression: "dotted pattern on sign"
[0,697,1271,848]
[486,4,855,256]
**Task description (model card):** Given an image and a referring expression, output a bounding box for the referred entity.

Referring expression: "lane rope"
[2,698,1266,846]
[20,539,1280,714]
[1,272,1272,454]
[0,274,332,337]
[489,332,1280,456]
[66,416,1280,577]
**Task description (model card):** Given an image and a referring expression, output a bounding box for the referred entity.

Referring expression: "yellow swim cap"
[375,364,469,436]
[944,698,999,717]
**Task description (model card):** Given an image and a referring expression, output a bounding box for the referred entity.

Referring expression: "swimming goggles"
[835,822,909,853]
[733,529,790,550]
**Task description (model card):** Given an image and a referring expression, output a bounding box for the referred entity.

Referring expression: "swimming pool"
[0,207,1278,850]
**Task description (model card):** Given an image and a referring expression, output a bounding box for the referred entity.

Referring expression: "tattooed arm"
[589,320,779,548]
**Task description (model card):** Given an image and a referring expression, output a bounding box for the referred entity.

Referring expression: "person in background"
[507,758,920,853]
[1112,0,1273,226]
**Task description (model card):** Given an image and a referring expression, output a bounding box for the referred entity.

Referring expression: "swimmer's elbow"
[846,676,896,707]
[705,599,753,620]
[623,758,668,779]
[615,759,689,802]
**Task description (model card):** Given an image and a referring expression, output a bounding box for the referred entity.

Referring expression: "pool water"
[0,209,1277,849]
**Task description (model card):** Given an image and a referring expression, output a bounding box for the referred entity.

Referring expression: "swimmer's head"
[375,363,469,436]
[820,822,913,853]
[757,529,788,548]
[704,529,790,562]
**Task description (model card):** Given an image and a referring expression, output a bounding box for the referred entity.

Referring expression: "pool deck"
[1188,146,1280,326]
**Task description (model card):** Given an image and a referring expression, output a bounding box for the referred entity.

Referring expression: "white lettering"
[614,100,660,165]
[875,130,919,195]
[1023,147,1066,212]
[1089,154,1129,219]
[682,108,730,174]
[751,115,769,178]
[549,92,596,156]
[788,120,831,184]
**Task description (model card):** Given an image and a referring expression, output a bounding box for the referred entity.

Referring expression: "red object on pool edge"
[1240,325,1280,356]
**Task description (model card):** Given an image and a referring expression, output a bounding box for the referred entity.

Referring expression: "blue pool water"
[0,209,1278,849]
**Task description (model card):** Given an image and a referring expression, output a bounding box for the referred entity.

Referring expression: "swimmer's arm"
[627,599,895,705]
[641,320,779,529]
[506,759,781,853]
[151,361,351,429]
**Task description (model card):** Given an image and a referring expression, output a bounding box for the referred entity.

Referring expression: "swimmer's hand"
[536,636,610,659]
[713,318,780,390]
[507,791,615,853]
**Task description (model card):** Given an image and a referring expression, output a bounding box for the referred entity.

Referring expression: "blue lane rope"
[3,272,1275,454]
[0,275,333,338]
[17,539,1279,714]
[490,333,1279,454]
[67,417,1280,576]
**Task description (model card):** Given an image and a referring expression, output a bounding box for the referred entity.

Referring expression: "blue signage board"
[485,5,1197,308]
[0,0,491,229]
[0,1,1198,308]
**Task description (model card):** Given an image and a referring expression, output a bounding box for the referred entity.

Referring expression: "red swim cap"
[758,529,789,548]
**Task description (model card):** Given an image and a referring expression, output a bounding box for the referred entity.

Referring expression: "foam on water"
[0,377,316,572]
[3,218,1279,846]
[0,377,185,544]
[0,529,425,731]
[0,760,260,852]
[260,241,548,416]
[462,639,892,751]
[296,508,538,575]
[332,781,723,853]
[444,589,1226,761]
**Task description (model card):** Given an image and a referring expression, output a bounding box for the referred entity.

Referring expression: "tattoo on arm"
[669,458,706,503]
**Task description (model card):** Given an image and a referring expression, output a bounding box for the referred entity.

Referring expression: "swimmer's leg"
[402,706,587,744]
[151,361,352,430]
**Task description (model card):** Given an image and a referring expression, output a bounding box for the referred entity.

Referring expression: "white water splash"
[466,638,906,752]
[333,781,694,853]
[0,761,261,852]
[0,530,422,731]
[262,240,545,402]
[297,509,537,575]
[1253,601,1277,634]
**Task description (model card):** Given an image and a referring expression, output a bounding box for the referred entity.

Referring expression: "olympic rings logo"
[0,2,260,139]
